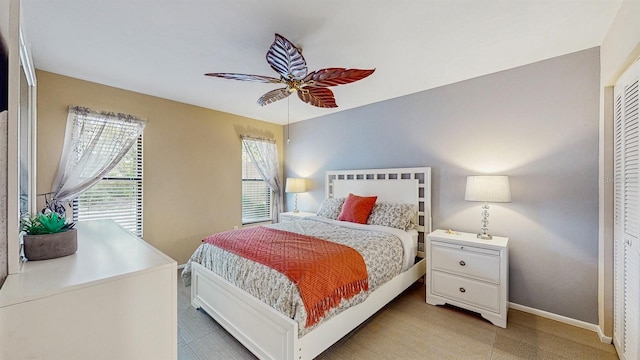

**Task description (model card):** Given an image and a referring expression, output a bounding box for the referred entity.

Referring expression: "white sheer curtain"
[241,136,282,223]
[46,106,146,214]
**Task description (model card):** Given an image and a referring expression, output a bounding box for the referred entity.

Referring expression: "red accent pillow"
[337,193,378,224]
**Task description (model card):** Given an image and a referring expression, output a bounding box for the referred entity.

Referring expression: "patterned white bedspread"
[181,216,415,336]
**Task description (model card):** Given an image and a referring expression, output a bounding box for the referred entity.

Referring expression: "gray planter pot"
[23,228,78,261]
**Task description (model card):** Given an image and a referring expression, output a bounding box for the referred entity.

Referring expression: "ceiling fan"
[205,34,375,108]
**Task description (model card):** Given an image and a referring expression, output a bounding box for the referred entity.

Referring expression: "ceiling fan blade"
[205,73,281,84]
[303,68,375,87]
[266,34,308,81]
[298,86,337,108]
[258,87,292,106]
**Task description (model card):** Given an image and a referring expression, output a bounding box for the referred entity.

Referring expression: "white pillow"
[366,202,417,230]
[316,197,346,220]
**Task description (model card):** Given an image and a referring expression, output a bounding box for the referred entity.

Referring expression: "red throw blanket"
[202,226,369,327]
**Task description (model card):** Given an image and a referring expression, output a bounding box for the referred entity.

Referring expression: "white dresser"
[426,229,509,328]
[0,220,177,360]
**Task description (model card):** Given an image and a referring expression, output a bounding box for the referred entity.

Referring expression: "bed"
[182,167,431,360]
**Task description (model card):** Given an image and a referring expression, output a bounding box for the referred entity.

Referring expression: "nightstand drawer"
[432,271,500,313]
[431,242,500,283]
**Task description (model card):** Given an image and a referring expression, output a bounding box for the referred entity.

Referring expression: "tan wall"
[601,0,640,86]
[0,0,9,288]
[36,70,283,264]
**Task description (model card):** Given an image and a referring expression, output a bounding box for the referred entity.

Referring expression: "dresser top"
[0,220,175,307]
[428,229,509,248]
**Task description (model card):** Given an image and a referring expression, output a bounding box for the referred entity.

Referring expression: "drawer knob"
[459,287,466,293]
[459,260,466,266]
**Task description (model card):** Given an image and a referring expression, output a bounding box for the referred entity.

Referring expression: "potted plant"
[21,210,77,261]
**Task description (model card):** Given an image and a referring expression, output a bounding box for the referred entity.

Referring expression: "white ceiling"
[21,0,622,125]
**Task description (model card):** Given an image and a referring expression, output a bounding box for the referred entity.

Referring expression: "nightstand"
[426,229,509,328]
[279,211,315,223]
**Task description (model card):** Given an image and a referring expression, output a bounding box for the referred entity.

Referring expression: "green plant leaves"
[20,211,75,235]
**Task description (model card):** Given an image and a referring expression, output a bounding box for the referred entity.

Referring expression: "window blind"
[73,133,143,236]
[242,144,271,224]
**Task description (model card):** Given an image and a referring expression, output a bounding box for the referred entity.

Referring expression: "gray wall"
[284,47,600,324]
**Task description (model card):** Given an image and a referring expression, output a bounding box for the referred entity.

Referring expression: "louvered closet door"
[614,59,640,360]
[613,80,625,353]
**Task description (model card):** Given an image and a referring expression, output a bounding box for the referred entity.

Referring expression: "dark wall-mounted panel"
[1,39,8,112]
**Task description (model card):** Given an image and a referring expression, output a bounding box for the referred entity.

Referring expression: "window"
[242,142,272,224]
[72,131,143,236]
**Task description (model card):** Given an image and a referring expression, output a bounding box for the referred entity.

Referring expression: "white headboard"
[333,179,418,205]
[325,167,432,248]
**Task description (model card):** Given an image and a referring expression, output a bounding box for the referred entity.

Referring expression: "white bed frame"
[191,167,431,359]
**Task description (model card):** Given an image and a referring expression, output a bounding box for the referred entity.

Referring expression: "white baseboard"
[177,263,186,270]
[508,302,612,344]
[596,326,613,344]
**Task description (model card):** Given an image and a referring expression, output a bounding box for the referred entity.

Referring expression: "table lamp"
[285,178,307,213]
[465,175,511,239]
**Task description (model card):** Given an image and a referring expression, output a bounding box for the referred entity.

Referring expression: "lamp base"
[477,202,492,240]
[292,194,300,213]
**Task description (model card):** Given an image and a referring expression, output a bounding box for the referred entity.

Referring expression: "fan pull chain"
[287,96,291,144]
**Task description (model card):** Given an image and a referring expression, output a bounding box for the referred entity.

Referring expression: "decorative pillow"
[316,197,346,220]
[367,202,417,230]
[337,193,378,224]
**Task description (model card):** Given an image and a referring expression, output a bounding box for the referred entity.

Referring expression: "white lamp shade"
[465,176,511,203]
[285,178,307,193]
